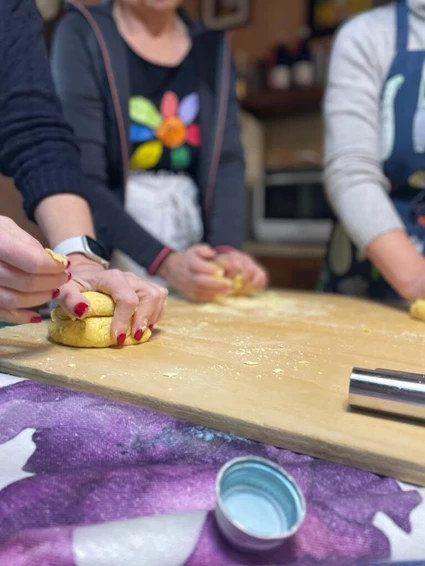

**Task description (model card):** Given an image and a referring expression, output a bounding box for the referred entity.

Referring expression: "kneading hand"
[216,249,267,295]
[157,244,233,302]
[55,256,168,346]
[0,217,70,324]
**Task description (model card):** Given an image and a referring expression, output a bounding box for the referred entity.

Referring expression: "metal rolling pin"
[349,367,425,422]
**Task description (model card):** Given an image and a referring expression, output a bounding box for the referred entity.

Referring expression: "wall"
[183,0,307,59]
[183,0,322,170]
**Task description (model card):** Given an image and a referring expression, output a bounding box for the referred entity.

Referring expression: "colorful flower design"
[129,91,201,171]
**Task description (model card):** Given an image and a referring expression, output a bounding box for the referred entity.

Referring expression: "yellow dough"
[45,248,68,266]
[49,317,151,348]
[410,300,425,321]
[52,291,115,321]
[213,268,245,296]
[48,291,151,348]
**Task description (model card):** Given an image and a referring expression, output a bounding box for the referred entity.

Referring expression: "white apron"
[110,171,204,285]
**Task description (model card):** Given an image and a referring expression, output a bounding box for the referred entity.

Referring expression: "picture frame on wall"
[200,0,251,31]
[308,0,374,37]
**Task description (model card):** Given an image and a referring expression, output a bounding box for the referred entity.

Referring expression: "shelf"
[244,241,325,259]
[240,86,323,120]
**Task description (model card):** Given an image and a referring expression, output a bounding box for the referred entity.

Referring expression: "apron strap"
[396,0,409,53]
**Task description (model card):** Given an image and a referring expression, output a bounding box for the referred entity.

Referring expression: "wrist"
[157,251,177,279]
[367,230,425,299]
[68,253,106,272]
[215,245,235,254]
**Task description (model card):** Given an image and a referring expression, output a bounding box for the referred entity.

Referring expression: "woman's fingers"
[250,266,268,292]
[56,281,91,320]
[0,307,43,325]
[131,283,168,338]
[215,253,244,279]
[0,232,68,276]
[56,267,168,344]
[0,260,68,294]
[0,285,55,310]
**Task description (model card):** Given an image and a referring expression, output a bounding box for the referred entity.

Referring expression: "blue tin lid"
[215,456,306,552]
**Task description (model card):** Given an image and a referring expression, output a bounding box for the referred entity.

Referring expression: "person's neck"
[114,3,178,37]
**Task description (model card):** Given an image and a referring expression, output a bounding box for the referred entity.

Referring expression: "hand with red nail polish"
[55,258,168,344]
[116,333,126,346]
[0,217,69,325]
[134,329,144,342]
[73,302,89,318]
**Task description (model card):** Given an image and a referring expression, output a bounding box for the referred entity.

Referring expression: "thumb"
[56,282,91,319]
[192,244,217,261]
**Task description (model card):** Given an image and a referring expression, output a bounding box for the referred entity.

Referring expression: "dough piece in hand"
[213,268,247,296]
[48,291,151,348]
[45,248,68,266]
[49,317,151,348]
[410,300,425,321]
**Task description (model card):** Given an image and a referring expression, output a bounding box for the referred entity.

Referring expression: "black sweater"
[51,1,246,274]
[0,0,86,220]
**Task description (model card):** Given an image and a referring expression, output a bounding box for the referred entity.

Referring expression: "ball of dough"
[48,291,151,348]
[49,317,151,348]
[52,291,115,321]
[410,300,425,321]
[213,269,245,296]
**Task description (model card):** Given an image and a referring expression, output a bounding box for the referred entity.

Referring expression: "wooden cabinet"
[244,242,324,290]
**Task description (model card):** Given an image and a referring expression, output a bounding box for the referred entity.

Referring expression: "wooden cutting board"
[0,291,425,485]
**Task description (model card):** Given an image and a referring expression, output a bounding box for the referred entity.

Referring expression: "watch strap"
[54,236,110,269]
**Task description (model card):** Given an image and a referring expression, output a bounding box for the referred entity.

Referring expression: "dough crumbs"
[163,372,178,378]
[273,368,283,374]
[45,248,68,266]
[68,363,76,368]
[244,361,258,366]
[100,375,106,380]
[363,327,371,333]
[299,361,309,365]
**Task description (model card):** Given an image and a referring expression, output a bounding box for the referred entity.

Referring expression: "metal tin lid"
[215,456,306,552]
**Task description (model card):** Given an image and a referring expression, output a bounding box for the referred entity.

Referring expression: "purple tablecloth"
[0,374,424,566]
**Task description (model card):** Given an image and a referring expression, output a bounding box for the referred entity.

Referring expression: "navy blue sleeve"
[0,0,87,220]
[206,44,246,251]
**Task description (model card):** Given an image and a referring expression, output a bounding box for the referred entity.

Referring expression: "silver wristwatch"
[53,236,110,269]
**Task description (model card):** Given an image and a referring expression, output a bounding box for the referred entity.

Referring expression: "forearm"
[34,194,95,248]
[367,230,425,299]
[325,166,404,250]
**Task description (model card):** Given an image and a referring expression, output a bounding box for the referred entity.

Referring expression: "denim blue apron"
[319,0,425,300]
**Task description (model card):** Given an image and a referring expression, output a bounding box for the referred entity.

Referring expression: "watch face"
[86,237,109,261]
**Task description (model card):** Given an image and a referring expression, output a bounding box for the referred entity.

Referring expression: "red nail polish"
[52,289,60,299]
[148,324,154,331]
[73,303,88,318]
[30,316,42,323]
[66,259,71,269]
[134,329,144,341]
[67,272,72,281]
[117,333,126,346]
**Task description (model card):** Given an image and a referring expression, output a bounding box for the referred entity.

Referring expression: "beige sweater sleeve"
[324,9,405,251]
